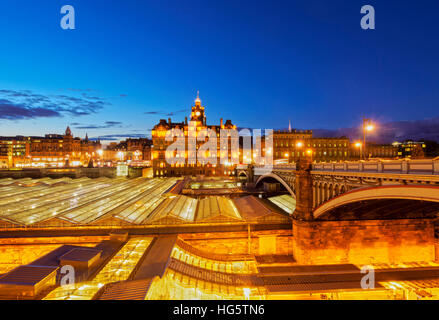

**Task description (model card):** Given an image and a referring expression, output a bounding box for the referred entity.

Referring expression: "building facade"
[273,130,351,163]
[0,137,30,168]
[0,127,102,168]
[152,94,236,177]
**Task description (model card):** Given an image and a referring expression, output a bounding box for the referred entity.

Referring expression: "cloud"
[63,88,94,93]
[312,117,439,143]
[72,121,124,130]
[0,99,61,120]
[165,109,187,117]
[144,109,187,117]
[90,133,149,141]
[0,89,109,120]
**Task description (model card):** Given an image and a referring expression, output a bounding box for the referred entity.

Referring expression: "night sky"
[0,0,438,143]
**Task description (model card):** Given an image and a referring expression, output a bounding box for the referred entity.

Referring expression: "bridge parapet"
[313,159,439,175]
[255,159,439,175]
[250,159,439,218]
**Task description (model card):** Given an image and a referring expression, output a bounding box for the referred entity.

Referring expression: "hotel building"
[151,94,236,177]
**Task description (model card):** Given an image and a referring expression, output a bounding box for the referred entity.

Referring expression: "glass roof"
[0,177,178,226]
[267,195,296,214]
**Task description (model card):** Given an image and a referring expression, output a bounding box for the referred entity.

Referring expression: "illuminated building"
[126,138,152,164]
[394,140,427,159]
[0,127,102,168]
[28,127,102,168]
[0,136,30,168]
[273,130,351,163]
[350,143,398,160]
[152,93,236,177]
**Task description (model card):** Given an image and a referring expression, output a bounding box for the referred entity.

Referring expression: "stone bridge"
[238,159,439,265]
[238,159,439,220]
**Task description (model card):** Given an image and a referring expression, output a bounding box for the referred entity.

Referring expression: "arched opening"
[314,186,439,220]
[255,174,296,198]
[323,183,329,202]
[340,185,346,194]
[334,184,340,197]
[329,184,334,200]
[237,171,248,182]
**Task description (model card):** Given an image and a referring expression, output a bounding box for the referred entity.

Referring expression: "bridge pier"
[290,158,437,265]
[292,159,314,221]
[292,218,436,265]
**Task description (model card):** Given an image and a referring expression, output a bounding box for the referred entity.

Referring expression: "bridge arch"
[313,185,439,219]
[237,171,248,178]
[255,173,296,198]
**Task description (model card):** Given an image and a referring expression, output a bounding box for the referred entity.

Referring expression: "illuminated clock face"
[196,111,201,116]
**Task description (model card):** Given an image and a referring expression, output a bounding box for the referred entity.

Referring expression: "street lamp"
[362,118,374,160]
[295,141,304,160]
[355,142,362,160]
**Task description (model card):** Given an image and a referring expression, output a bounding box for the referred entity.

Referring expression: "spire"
[288,120,292,132]
[85,133,89,141]
[195,90,201,105]
[65,126,72,136]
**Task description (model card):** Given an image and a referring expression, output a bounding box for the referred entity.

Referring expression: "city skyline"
[0,0,439,143]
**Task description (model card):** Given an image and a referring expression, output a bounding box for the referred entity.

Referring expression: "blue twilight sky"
[0,0,439,143]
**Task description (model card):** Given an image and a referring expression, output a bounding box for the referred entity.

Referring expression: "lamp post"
[97,149,103,167]
[355,142,362,160]
[306,149,313,161]
[296,141,303,160]
[362,118,374,160]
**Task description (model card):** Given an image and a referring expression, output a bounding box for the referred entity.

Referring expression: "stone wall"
[292,218,435,265]
[180,230,293,256]
[0,236,104,274]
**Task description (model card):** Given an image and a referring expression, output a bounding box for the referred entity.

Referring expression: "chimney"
[168,118,171,125]
[220,118,223,127]
[185,117,188,125]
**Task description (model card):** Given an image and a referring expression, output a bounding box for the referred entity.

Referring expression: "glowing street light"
[296,141,303,148]
[355,141,362,160]
[362,118,374,160]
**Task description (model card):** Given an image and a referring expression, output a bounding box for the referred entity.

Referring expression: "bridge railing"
[312,159,439,175]
[253,159,439,175]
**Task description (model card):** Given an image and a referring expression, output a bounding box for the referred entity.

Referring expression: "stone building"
[126,138,152,162]
[0,137,30,168]
[350,143,398,160]
[151,94,236,177]
[273,130,351,163]
[0,127,102,168]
